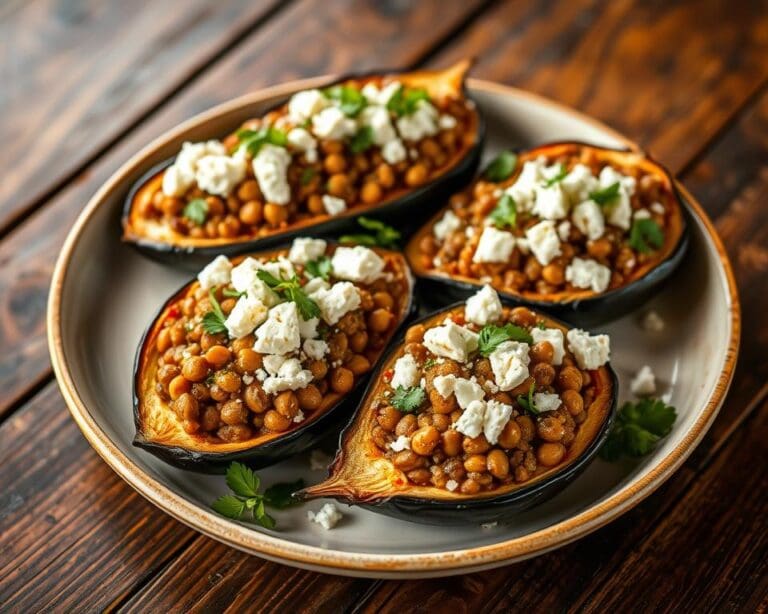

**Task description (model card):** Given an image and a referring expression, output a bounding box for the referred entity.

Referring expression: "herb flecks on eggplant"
[133,240,415,472]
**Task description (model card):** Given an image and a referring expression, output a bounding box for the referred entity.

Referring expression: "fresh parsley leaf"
[387,86,430,116]
[263,479,306,509]
[182,198,208,225]
[223,287,246,299]
[255,500,277,529]
[340,217,401,248]
[211,495,246,519]
[236,126,288,157]
[477,323,533,357]
[600,398,677,461]
[391,385,426,413]
[323,85,367,116]
[304,256,333,281]
[423,358,437,370]
[629,218,664,254]
[202,288,228,336]
[536,321,546,330]
[516,381,539,415]
[225,462,260,498]
[589,182,621,207]
[489,194,517,229]
[484,151,518,182]
[256,270,321,320]
[300,167,317,186]
[350,125,374,153]
[543,164,568,187]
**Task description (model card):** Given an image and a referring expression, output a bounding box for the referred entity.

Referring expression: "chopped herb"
[543,164,568,187]
[300,167,317,186]
[477,323,533,357]
[536,321,547,330]
[516,381,539,415]
[263,478,306,509]
[236,126,288,157]
[589,182,621,207]
[211,462,278,529]
[339,216,401,248]
[350,125,374,153]
[256,270,320,320]
[600,398,677,461]
[489,193,517,229]
[202,288,228,336]
[391,385,426,413]
[629,218,664,254]
[423,358,437,370]
[223,287,246,299]
[386,85,430,116]
[484,151,518,182]
[182,198,208,225]
[304,255,333,281]
[323,85,367,116]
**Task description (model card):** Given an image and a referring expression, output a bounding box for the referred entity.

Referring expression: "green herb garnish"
[589,182,621,207]
[489,193,517,229]
[386,86,430,116]
[423,358,437,370]
[340,216,401,248]
[543,164,568,187]
[256,270,320,320]
[350,125,374,153]
[600,398,677,461]
[182,198,208,226]
[236,127,288,157]
[300,167,317,186]
[477,323,533,357]
[202,288,228,336]
[536,321,547,330]
[629,218,664,254]
[391,385,426,413]
[516,381,539,415]
[304,256,333,281]
[484,151,518,182]
[263,478,306,509]
[222,287,246,299]
[323,85,367,116]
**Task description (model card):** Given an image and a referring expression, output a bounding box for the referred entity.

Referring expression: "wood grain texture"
[0,0,486,419]
[0,0,282,234]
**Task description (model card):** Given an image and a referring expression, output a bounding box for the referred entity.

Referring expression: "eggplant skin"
[132,245,417,474]
[298,302,618,525]
[121,62,486,271]
[406,142,690,326]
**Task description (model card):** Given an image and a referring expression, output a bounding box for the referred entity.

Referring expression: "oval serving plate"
[48,77,739,579]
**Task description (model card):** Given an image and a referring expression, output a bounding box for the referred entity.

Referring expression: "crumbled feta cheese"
[566,328,611,369]
[361,81,401,105]
[303,338,329,361]
[256,256,295,280]
[163,140,227,196]
[288,237,327,265]
[525,220,561,266]
[391,354,420,389]
[531,327,565,365]
[599,166,634,230]
[299,316,319,339]
[454,399,486,438]
[286,127,318,163]
[253,302,301,355]
[330,246,385,284]
[631,365,657,396]
[422,321,479,363]
[633,208,651,220]
[533,182,570,220]
[453,377,486,409]
[262,357,313,394]
[381,138,407,164]
[396,100,439,141]
[253,144,291,205]
[161,163,194,197]
[534,392,561,413]
[303,277,329,296]
[287,89,329,123]
[473,227,516,263]
[359,105,397,145]
[322,194,347,216]
[445,479,459,492]
[293,410,305,423]
[483,399,514,444]
[506,159,544,210]
[197,255,232,290]
[307,503,343,530]
[433,210,462,241]
[438,114,457,130]
[309,448,333,471]
[572,200,605,241]
[230,258,280,306]
[433,374,455,399]
[242,374,254,385]
[310,281,361,325]
[389,435,411,452]
[642,310,665,332]
[224,296,268,339]
[195,154,246,197]
[557,220,571,242]
[465,285,502,326]
[650,202,666,215]
[561,163,599,203]
[565,257,612,293]
[312,106,357,140]
[489,340,530,391]
[263,354,287,376]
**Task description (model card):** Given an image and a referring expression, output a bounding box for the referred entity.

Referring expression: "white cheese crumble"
[422,321,479,363]
[533,392,561,413]
[361,81,401,105]
[634,208,652,220]
[230,258,279,306]
[641,310,665,332]
[299,316,319,339]
[489,340,530,391]
[162,140,227,197]
[465,285,502,326]
[483,399,514,444]
[322,194,347,216]
[572,200,605,241]
[312,106,357,140]
[389,435,411,452]
[391,354,420,389]
[506,158,545,210]
[286,127,318,163]
[525,220,562,266]
[433,210,462,241]
[631,365,657,396]
[197,255,232,290]
[453,399,486,438]
[557,220,571,242]
[599,166,634,230]
[307,503,343,530]
[262,357,313,394]
[330,246,385,284]
[287,89,329,123]
[253,144,291,205]
[252,301,301,355]
[531,327,565,366]
[288,237,327,265]
[565,257,612,293]
[381,138,407,164]
[359,105,397,145]
[303,338,329,361]
[396,100,439,141]
[438,114,457,130]
[438,375,485,409]
[566,328,611,370]
[533,182,569,220]
[445,479,459,492]
[224,296,268,339]
[561,163,599,203]
[310,281,361,325]
[473,226,516,264]
[195,154,246,197]
[650,201,666,215]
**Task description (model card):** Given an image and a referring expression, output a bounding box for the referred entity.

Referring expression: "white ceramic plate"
[48,78,740,578]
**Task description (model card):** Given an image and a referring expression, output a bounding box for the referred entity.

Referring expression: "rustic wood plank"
[0,383,198,612]
[0,0,283,235]
[0,0,486,419]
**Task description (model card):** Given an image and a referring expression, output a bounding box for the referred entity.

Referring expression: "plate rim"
[47,76,741,576]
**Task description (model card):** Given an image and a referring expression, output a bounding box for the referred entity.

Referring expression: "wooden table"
[2,0,767,610]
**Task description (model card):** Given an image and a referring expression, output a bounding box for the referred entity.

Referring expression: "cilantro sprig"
[323,85,367,116]
[386,86,430,116]
[391,385,426,413]
[629,218,664,254]
[304,255,333,281]
[516,381,539,415]
[202,288,228,336]
[589,182,621,207]
[543,164,568,187]
[236,127,287,157]
[600,398,677,461]
[211,462,305,528]
[340,216,401,249]
[182,198,208,225]
[484,151,518,182]
[477,323,533,357]
[350,126,374,153]
[223,287,246,299]
[256,270,320,320]
[489,193,517,229]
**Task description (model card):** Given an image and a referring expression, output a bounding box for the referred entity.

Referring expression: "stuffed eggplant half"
[406,142,688,324]
[300,285,616,524]
[133,239,415,471]
[122,61,484,267]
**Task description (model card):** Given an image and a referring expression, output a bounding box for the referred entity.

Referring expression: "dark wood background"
[2,0,767,611]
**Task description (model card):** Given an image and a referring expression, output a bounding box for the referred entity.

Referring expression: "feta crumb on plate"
[631,365,657,396]
[307,503,343,530]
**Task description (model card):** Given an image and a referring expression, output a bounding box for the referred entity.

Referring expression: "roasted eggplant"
[300,292,617,525]
[122,61,484,268]
[133,240,416,471]
[405,142,689,324]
